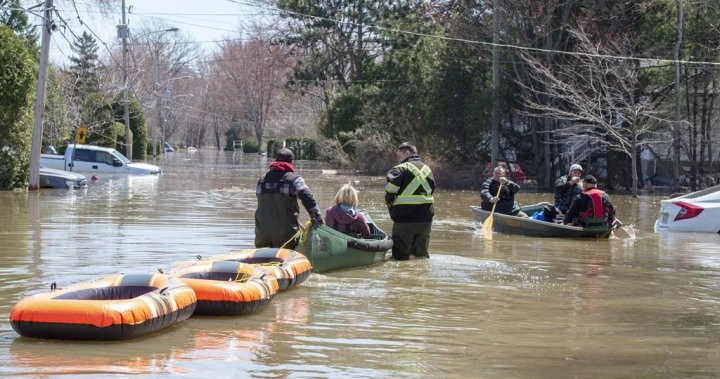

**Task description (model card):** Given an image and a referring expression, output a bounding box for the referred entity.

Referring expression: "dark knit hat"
[397,142,417,154]
[275,148,294,162]
[582,175,597,184]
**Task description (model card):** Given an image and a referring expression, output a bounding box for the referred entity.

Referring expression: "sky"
[26,0,272,65]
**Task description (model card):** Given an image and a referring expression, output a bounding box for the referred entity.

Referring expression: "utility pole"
[119,0,132,159]
[152,48,159,157]
[28,0,54,190]
[490,0,501,167]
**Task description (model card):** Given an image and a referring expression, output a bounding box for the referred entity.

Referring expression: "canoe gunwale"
[346,233,393,252]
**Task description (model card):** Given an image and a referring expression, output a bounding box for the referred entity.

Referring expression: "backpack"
[543,205,561,223]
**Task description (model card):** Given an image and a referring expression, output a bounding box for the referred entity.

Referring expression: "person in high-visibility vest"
[384,142,435,260]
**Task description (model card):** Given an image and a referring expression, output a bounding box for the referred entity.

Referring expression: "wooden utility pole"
[28,0,54,190]
[490,0,501,167]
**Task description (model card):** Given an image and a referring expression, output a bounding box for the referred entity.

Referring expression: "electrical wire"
[18,1,720,69]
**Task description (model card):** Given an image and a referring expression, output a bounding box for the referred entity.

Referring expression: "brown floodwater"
[1,150,718,378]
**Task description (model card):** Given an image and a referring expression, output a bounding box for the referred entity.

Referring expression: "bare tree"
[503,0,582,189]
[518,26,669,196]
[212,26,292,153]
[122,22,198,153]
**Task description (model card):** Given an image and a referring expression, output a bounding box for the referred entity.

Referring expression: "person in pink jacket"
[325,184,371,237]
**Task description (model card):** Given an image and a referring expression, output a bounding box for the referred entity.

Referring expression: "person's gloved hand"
[311,217,324,226]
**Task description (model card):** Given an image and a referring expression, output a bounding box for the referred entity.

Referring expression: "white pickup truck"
[40,144,162,175]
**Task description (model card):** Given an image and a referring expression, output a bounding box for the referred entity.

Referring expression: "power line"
[19,1,720,68]
[267,6,720,68]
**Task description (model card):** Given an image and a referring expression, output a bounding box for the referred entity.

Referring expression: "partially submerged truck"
[41,144,161,175]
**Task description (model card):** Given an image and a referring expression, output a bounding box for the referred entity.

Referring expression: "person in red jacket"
[325,184,371,237]
[563,175,616,228]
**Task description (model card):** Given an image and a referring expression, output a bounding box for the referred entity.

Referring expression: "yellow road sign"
[76,127,87,144]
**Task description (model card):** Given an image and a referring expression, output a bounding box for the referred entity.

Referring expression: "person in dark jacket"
[325,184,371,237]
[554,163,583,213]
[255,148,323,249]
[385,142,435,260]
[563,175,616,227]
[480,166,526,216]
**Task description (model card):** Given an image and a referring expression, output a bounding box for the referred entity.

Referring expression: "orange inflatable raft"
[9,273,197,340]
[170,260,279,316]
[200,248,312,291]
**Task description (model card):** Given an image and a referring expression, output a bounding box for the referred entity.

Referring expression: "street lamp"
[118,25,178,159]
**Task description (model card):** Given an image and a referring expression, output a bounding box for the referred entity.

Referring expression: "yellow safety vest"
[385,162,434,205]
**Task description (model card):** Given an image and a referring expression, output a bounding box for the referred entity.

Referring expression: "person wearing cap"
[554,163,584,213]
[255,148,323,249]
[385,142,435,260]
[563,175,616,228]
[480,166,526,217]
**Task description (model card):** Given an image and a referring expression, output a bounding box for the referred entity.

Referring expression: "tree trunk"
[673,0,684,192]
[631,132,638,197]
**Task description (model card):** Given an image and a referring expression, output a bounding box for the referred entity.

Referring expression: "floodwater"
[1,150,718,378]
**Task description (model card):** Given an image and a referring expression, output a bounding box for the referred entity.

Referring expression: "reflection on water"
[0,150,719,378]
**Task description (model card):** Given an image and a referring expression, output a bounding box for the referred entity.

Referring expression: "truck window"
[95,151,114,165]
[73,149,92,162]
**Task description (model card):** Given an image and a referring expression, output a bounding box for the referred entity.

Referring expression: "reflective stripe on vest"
[391,162,434,205]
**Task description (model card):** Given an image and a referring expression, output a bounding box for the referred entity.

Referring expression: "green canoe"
[296,211,393,273]
[471,203,612,238]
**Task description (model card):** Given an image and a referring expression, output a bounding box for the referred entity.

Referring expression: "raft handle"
[50,282,57,290]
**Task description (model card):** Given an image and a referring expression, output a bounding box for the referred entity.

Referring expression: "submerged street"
[1,150,718,378]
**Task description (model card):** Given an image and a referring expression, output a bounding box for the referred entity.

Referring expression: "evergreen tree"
[112,95,148,160]
[68,31,100,97]
[0,25,37,190]
[66,31,114,146]
[0,0,39,50]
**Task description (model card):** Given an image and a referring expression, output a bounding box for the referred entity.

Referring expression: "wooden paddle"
[611,218,633,239]
[482,183,504,239]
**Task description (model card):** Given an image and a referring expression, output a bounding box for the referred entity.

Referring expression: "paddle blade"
[611,218,634,239]
[482,216,494,239]
[612,226,633,239]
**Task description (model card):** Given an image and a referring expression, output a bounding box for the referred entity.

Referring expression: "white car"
[654,184,720,233]
[39,167,88,189]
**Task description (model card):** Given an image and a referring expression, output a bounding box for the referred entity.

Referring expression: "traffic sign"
[76,127,87,144]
